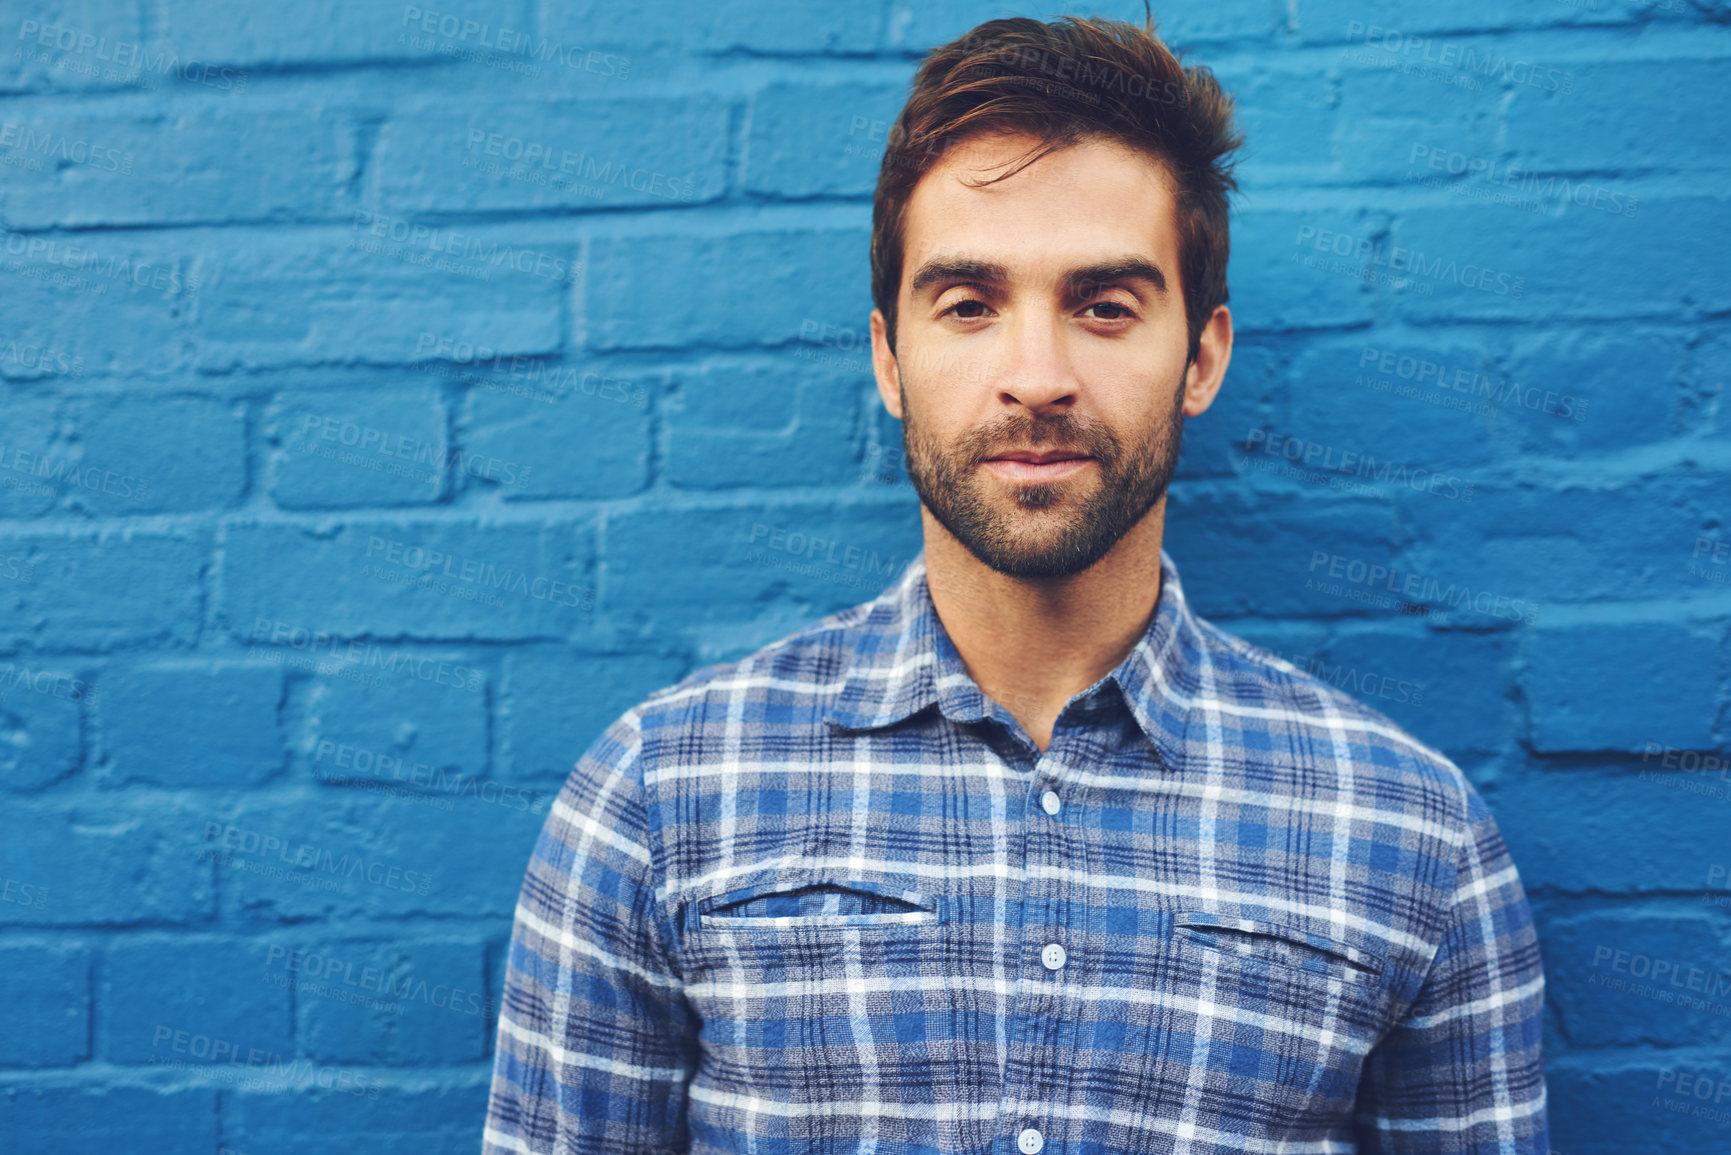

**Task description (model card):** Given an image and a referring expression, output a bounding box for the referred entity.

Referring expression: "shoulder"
[1189,615,1476,838]
[618,598,879,762]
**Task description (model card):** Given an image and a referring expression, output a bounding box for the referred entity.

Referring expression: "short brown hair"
[870,15,1243,362]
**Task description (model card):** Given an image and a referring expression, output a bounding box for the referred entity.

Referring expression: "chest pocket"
[697,879,940,930]
[1173,911,1384,987]
[680,878,959,1147]
[1114,909,1390,1143]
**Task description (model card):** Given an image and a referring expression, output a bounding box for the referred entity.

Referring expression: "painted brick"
[222,517,595,642]
[1390,197,1730,323]
[0,943,90,1065]
[103,936,293,1063]
[692,0,883,54]
[1164,489,1405,619]
[1282,332,1505,472]
[288,665,490,790]
[1547,1056,1731,1155]
[665,355,860,490]
[0,1084,221,1154]
[1292,0,1606,39]
[0,107,360,229]
[1411,472,1728,604]
[223,1080,492,1155]
[376,97,729,212]
[540,0,881,55]
[266,389,449,509]
[0,398,59,518]
[99,661,284,788]
[1540,909,1731,1047]
[1492,327,1686,454]
[0,656,84,791]
[61,394,246,513]
[0,230,199,376]
[1316,627,1514,757]
[603,498,922,633]
[1686,325,1731,440]
[205,791,541,922]
[0,393,222,515]
[2,801,215,926]
[888,0,1279,53]
[1221,62,1349,184]
[1228,206,1382,332]
[284,936,491,1064]
[585,226,873,351]
[1505,58,1731,172]
[458,377,652,500]
[158,0,495,67]
[1524,621,1717,752]
[0,0,151,94]
[1493,767,1731,893]
[743,82,907,199]
[1179,334,1289,483]
[0,527,207,649]
[193,230,566,371]
[499,647,689,782]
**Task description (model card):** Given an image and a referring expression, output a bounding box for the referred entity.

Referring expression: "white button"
[1040,790,1061,816]
[1018,1127,1044,1153]
[1041,943,1066,970]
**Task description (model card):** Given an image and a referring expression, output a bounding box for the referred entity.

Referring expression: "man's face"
[872,132,1225,579]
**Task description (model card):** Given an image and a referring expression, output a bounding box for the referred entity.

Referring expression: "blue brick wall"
[0,1,1726,1152]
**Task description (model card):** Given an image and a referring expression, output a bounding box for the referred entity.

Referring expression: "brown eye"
[948,299,989,319]
[1082,302,1134,320]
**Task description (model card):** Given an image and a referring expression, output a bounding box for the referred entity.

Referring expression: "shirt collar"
[825,548,1200,766]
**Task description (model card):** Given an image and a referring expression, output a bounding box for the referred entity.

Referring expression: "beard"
[899,370,1187,580]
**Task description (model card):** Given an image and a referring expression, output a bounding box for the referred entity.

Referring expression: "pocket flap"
[1175,911,1384,978]
[698,879,939,929]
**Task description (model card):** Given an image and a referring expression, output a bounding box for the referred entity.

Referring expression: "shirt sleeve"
[483,707,698,1154]
[1354,787,1549,1152]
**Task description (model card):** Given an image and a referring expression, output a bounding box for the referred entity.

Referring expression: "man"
[484,15,1547,1154]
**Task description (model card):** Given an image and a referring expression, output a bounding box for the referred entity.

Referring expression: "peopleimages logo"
[1407,143,1638,219]
[1358,346,1587,422]
[1343,22,1575,94]
[1241,428,1474,502]
[362,536,592,610]
[297,412,532,489]
[201,822,434,896]
[14,20,250,92]
[350,211,574,283]
[263,945,496,1018]
[399,6,630,78]
[1295,225,1525,298]
[1306,551,1540,625]
[313,738,549,814]
[0,122,134,173]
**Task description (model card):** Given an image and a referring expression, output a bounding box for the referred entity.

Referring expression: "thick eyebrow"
[1066,259,1169,300]
[908,258,1010,297]
[907,256,1170,301]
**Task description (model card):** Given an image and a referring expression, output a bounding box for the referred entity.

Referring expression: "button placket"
[997,740,1085,1154]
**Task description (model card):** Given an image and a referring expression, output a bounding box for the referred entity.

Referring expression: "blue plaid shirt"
[485,550,1547,1154]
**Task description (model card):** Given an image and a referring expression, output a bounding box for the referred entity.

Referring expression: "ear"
[870,309,904,420]
[1182,304,1232,418]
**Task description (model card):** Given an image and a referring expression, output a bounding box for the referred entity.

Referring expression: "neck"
[920,501,1166,754]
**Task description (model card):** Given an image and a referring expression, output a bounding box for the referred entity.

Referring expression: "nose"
[995,306,1080,414]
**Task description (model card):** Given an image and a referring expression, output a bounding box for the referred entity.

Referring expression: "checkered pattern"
[483,550,1547,1154]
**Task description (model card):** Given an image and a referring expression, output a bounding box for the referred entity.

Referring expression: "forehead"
[900,133,1180,283]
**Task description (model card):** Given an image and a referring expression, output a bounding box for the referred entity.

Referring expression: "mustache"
[957,413,1120,466]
